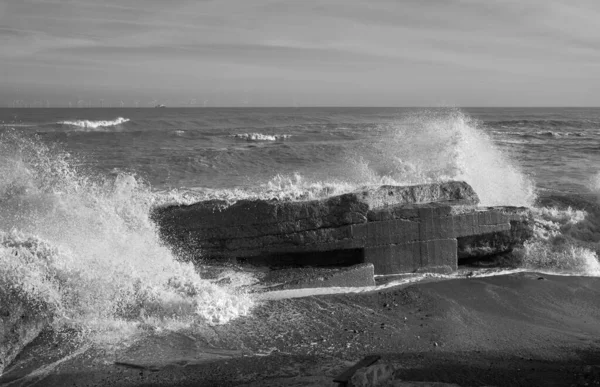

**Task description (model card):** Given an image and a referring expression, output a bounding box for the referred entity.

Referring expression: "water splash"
[513,206,600,276]
[159,110,535,208]
[0,130,253,347]
[353,109,536,206]
[154,174,359,207]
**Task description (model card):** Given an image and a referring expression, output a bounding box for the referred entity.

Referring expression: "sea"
[1,107,600,354]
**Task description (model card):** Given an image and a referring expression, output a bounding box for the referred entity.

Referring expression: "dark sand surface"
[2,272,600,386]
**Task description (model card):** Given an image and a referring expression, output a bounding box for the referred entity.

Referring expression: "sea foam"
[509,205,600,276]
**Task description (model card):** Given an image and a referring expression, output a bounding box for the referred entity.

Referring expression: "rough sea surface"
[1,107,600,348]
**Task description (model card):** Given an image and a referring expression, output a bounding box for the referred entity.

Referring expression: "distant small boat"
[155,104,166,108]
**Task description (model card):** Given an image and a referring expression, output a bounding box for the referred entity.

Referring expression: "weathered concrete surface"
[358,206,531,274]
[155,182,478,233]
[153,182,532,276]
[0,287,50,375]
[152,182,478,257]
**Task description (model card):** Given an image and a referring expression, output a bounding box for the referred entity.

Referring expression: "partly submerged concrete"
[153,182,533,277]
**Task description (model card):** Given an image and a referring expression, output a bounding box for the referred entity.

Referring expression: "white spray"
[0,130,253,347]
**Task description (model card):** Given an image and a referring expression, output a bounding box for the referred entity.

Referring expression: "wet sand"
[2,272,600,386]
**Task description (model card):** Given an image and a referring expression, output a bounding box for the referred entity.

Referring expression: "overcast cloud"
[1,0,599,106]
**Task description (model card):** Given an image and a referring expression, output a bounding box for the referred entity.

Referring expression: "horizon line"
[2,106,599,109]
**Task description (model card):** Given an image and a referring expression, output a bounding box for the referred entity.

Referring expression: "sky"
[1,0,599,107]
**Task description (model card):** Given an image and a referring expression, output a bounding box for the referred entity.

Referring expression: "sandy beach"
[2,271,599,386]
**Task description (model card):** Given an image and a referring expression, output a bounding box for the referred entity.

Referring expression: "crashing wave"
[512,205,600,276]
[159,110,534,208]
[344,110,536,207]
[58,117,130,129]
[0,130,253,348]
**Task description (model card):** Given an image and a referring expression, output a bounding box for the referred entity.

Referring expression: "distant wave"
[58,117,130,129]
[488,119,599,129]
[535,130,584,137]
[490,130,525,136]
[232,133,292,141]
[491,130,585,138]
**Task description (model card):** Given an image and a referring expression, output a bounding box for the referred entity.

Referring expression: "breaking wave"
[274,110,535,207]
[513,205,600,276]
[0,130,253,347]
[58,117,130,129]
[535,131,584,137]
[172,110,535,208]
[358,110,535,207]
[232,133,292,141]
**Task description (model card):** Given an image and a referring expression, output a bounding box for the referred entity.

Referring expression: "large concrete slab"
[153,182,478,242]
[152,182,532,276]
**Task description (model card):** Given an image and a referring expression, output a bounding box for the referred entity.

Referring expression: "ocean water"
[1,107,600,350]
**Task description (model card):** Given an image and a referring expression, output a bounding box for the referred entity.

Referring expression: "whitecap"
[232,133,292,141]
[58,117,130,129]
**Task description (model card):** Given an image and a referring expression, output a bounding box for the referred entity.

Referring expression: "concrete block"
[420,239,457,270]
[365,219,419,247]
[418,212,435,240]
[476,211,485,227]
[365,242,422,275]
[352,181,479,209]
[418,206,435,220]
[438,216,454,239]
[453,214,475,237]
[367,204,451,222]
[351,223,368,243]
[483,210,495,225]
[390,219,420,244]
[366,221,387,247]
[393,206,420,219]
[153,183,533,276]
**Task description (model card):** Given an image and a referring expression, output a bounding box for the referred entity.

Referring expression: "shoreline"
[3,271,600,386]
